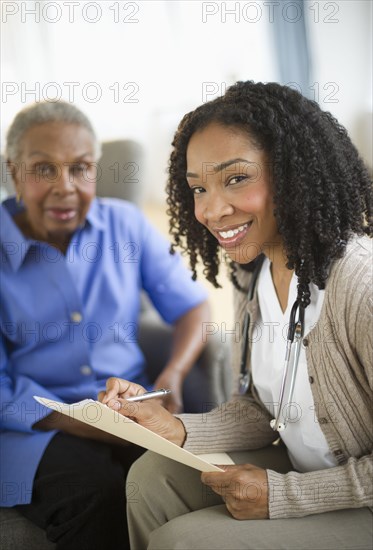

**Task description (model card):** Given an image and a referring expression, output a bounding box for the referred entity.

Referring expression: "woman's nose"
[52,166,75,194]
[203,192,234,223]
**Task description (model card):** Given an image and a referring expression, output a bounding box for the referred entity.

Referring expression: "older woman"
[100,81,372,549]
[0,101,209,549]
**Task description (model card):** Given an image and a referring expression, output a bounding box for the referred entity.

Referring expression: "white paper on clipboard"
[34,397,231,472]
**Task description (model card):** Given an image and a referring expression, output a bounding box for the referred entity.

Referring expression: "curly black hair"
[166,81,372,308]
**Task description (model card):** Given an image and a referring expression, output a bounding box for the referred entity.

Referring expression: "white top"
[251,257,337,472]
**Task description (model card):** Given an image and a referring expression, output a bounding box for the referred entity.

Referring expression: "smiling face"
[12,121,97,252]
[186,123,283,265]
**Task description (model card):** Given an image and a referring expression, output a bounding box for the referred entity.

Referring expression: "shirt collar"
[0,197,105,272]
[85,197,106,230]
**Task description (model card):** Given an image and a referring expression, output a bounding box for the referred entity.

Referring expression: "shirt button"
[319,417,328,424]
[80,365,92,376]
[303,338,309,347]
[309,376,314,384]
[71,312,82,323]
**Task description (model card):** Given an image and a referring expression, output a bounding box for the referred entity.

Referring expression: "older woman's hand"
[153,368,184,414]
[98,377,187,446]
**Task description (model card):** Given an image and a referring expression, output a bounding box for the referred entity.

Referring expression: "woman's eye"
[190,186,204,195]
[70,163,87,176]
[227,175,247,186]
[35,163,56,178]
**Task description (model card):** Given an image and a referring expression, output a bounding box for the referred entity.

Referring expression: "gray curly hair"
[6,101,101,162]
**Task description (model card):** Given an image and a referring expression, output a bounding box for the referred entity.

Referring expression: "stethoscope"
[238,256,305,432]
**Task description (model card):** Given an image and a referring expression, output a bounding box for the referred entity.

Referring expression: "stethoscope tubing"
[238,258,305,432]
[270,316,303,431]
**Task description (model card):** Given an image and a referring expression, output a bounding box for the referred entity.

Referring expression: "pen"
[124,389,171,402]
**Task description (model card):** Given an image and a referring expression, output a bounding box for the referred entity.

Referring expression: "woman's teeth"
[218,224,248,239]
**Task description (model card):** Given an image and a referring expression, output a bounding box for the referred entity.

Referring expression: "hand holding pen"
[98,377,186,447]
[99,378,170,406]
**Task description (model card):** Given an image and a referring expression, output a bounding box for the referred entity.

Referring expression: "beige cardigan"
[180,236,372,518]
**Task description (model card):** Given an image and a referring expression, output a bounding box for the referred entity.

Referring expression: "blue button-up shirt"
[0,197,207,506]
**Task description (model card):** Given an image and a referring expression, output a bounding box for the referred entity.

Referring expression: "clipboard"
[34,396,233,472]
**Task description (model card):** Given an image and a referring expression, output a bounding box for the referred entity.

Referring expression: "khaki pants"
[127,447,373,550]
